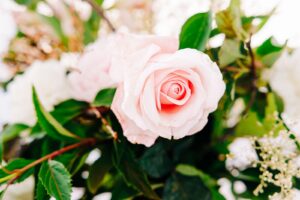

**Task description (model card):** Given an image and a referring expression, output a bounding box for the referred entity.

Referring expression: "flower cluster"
[226,130,300,199]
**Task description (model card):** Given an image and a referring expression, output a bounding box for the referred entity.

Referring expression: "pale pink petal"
[109,33,178,82]
[121,44,161,130]
[112,86,158,147]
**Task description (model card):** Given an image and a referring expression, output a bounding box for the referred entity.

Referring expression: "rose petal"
[112,86,158,147]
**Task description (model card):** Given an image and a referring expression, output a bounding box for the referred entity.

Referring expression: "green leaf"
[51,100,88,124]
[179,12,212,51]
[1,124,29,142]
[32,86,81,141]
[113,140,159,199]
[140,142,173,178]
[176,165,216,188]
[261,51,284,67]
[84,11,101,45]
[15,0,39,9]
[256,37,283,56]
[216,0,248,40]
[31,100,87,137]
[163,173,211,200]
[15,0,31,4]
[256,37,285,67]
[236,93,285,138]
[92,88,116,107]
[242,12,274,34]
[95,0,104,4]
[56,151,88,175]
[176,165,225,200]
[265,93,277,117]
[218,39,245,67]
[111,176,139,200]
[235,112,265,137]
[0,124,29,161]
[36,179,50,200]
[87,146,113,194]
[0,159,34,185]
[263,93,285,134]
[39,160,72,200]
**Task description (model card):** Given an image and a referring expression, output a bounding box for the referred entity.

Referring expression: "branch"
[83,0,116,32]
[244,35,257,114]
[0,138,96,184]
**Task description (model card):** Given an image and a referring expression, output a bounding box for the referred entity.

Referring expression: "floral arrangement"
[0,0,300,200]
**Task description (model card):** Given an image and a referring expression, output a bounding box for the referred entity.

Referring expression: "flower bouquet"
[0,0,299,199]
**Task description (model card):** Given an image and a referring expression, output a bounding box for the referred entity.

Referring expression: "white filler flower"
[226,137,258,171]
[269,50,300,136]
[1,58,73,126]
[0,0,17,55]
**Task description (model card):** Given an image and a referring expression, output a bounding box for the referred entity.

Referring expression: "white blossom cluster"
[226,130,300,199]
[0,53,79,126]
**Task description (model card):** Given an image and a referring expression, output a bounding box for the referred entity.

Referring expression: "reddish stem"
[14,138,96,176]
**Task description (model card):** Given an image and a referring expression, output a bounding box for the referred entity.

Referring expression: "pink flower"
[112,48,225,147]
[69,33,178,102]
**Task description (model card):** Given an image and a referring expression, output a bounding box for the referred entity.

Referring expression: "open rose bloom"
[70,33,225,147]
[112,46,225,146]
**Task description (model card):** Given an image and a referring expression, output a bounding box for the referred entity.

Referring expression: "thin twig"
[244,35,257,115]
[83,0,116,32]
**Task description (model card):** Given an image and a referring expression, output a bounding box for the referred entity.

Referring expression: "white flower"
[270,189,300,200]
[153,0,208,36]
[1,58,73,126]
[217,178,235,200]
[226,137,258,171]
[226,98,245,128]
[268,50,300,137]
[0,1,17,55]
[259,131,297,157]
[293,189,300,200]
[3,176,34,200]
[0,62,13,82]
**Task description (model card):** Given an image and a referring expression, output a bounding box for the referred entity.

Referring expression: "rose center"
[161,82,185,100]
[157,75,192,111]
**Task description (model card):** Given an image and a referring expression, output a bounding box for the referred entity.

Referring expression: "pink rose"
[69,33,178,102]
[112,49,225,147]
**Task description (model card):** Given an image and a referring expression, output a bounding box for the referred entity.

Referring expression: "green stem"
[0,174,16,184]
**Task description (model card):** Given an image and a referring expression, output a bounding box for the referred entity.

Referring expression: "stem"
[90,107,118,140]
[83,0,116,32]
[0,174,16,184]
[244,35,257,115]
[0,138,96,184]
